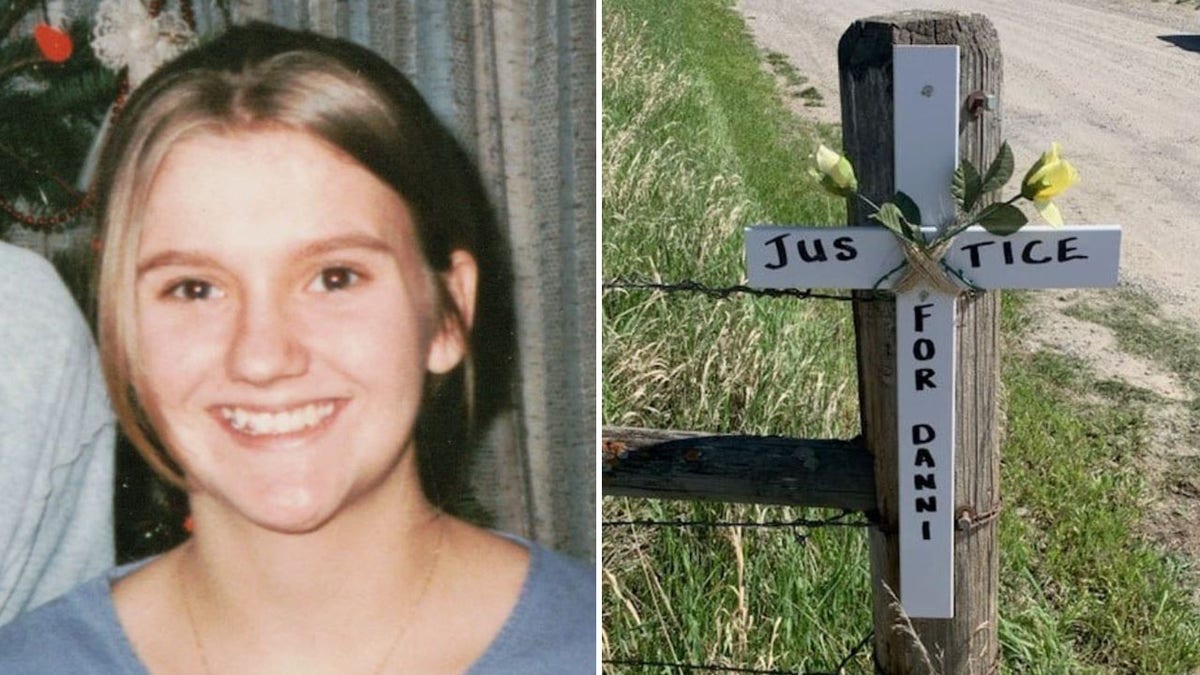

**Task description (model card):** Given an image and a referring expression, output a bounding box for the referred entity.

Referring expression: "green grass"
[602,3,863,670]
[797,86,824,106]
[763,49,823,107]
[999,344,1200,672]
[765,50,807,88]
[602,0,1200,672]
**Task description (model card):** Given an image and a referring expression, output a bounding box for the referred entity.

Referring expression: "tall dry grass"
[602,10,873,672]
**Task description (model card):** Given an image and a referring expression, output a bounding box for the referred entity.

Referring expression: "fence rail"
[603,427,876,512]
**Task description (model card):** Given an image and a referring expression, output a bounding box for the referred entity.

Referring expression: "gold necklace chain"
[372,513,446,674]
[178,551,215,675]
[178,513,447,675]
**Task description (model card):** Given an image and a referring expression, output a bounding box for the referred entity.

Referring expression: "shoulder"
[0,241,108,427]
[0,242,94,377]
[525,543,595,616]
[0,242,81,329]
[0,570,139,673]
[470,540,595,674]
[0,241,58,282]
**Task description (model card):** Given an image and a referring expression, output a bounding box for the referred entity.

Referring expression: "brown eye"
[168,279,221,300]
[311,267,360,293]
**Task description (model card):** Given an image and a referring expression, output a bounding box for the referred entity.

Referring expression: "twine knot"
[892,238,961,295]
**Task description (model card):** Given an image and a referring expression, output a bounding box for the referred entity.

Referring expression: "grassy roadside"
[601,0,1200,672]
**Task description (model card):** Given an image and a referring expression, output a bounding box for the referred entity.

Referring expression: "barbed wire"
[603,630,874,674]
[602,277,887,302]
[602,509,870,530]
[603,287,879,674]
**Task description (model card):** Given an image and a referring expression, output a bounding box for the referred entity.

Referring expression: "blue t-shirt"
[0,539,595,673]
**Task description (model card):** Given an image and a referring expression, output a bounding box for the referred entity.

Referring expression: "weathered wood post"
[840,12,1002,674]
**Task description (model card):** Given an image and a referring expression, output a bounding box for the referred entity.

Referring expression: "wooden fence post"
[840,12,1002,674]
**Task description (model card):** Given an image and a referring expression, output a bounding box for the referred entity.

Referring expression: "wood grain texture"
[840,11,1001,674]
[602,427,876,511]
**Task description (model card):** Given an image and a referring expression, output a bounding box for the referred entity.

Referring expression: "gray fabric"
[0,538,595,672]
[0,242,115,626]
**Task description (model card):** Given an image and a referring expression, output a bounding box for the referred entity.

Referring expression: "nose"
[226,293,309,386]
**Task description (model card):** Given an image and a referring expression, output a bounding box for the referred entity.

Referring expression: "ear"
[426,249,478,374]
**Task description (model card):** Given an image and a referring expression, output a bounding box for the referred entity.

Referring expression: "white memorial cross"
[744,46,1121,619]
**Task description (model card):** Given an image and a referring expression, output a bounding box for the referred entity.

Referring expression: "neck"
[174,466,448,671]
[191,511,439,605]
[186,492,440,603]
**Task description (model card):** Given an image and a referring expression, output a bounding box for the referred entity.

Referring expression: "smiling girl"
[0,23,593,674]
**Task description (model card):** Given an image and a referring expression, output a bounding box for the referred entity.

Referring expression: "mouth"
[215,400,339,437]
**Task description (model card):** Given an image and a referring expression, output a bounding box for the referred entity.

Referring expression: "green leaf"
[953,159,983,212]
[893,191,922,227]
[980,142,1015,195]
[977,203,1028,236]
[869,202,908,238]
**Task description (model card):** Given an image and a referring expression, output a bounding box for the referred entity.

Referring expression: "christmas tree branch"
[0,55,40,80]
[0,139,86,199]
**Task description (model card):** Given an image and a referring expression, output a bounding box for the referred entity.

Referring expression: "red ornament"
[34,23,73,63]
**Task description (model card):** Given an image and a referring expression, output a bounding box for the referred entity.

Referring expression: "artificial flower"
[1021,142,1079,226]
[810,144,858,198]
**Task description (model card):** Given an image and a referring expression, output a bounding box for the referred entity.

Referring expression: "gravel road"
[739,0,1200,324]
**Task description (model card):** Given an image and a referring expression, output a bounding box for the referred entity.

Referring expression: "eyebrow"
[295,233,395,260]
[136,250,220,277]
[136,233,396,277]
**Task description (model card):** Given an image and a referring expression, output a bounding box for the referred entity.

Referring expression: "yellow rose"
[1021,142,1079,226]
[810,144,858,197]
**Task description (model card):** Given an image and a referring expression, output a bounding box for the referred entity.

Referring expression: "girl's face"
[133,128,471,533]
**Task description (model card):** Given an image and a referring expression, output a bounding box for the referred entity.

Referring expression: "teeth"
[220,402,335,436]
